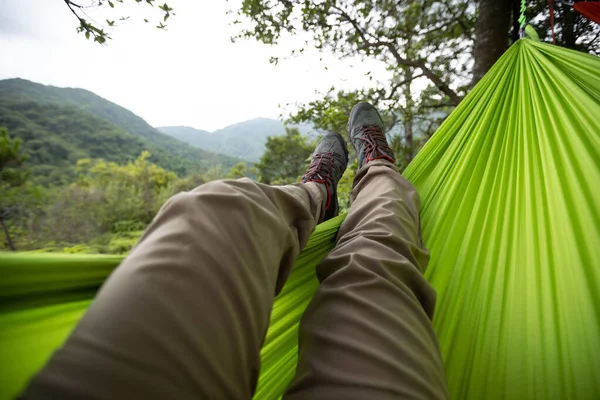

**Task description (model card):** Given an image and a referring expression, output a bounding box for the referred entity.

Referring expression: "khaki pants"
[23,160,448,399]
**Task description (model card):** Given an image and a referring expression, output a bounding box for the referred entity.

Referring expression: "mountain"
[158,126,212,148]
[0,78,244,182]
[158,119,314,162]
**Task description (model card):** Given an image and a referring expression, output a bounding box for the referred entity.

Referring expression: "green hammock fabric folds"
[404,39,600,399]
[1,39,599,399]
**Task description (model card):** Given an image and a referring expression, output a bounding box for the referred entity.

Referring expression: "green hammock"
[1,39,599,399]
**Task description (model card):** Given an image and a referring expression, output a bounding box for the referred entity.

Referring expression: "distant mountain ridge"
[158,119,314,162]
[0,78,244,181]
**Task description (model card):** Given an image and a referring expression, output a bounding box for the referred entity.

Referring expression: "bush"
[108,230,143,255]
[113,220,147,234]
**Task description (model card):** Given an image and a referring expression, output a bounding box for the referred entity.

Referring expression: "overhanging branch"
[362,41,462,105]
[333,6,463,106]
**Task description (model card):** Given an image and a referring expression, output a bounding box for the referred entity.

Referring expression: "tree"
[227,162,249,179]
[0,128,30,250]
[25,152,182,252]
[74,151,178,226]
[62,0,174,44]
[289,89,387,136]
[472,0,513,84]
[236,0,475,167]
[287,88,443,168]
[256,128,314,184]
[236,0,475,107]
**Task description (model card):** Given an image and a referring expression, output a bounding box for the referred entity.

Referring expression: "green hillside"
[157,126,212,149]
[0,79,244,181]
[158,119,314,162]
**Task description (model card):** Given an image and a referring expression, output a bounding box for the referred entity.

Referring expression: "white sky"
[0,0,389,131]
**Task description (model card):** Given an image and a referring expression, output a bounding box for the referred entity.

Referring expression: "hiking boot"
[348,102,395,168]
[301,132,348,221]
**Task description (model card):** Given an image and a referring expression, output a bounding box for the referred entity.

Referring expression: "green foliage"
[0,78,244,181]
[5,152,219,253]
[73,151,178,224]
[0,127,28,187]
[255,128,313,185]
[108,231,144,254]
[0,100,147,185]
[201,166,226,182]
[288,88,447,168]
[235,1,470,168]
[61,244,97,254]
[227,162,249,179]
[235,0,475,107]
[336,159,357,213]
[113,220,147,233]
[289,88,408,135]
[0,128,44,251]
[63,0,174,44]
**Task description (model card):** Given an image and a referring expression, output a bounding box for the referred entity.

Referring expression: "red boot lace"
[301,152,335,209]
[357,125,395,164]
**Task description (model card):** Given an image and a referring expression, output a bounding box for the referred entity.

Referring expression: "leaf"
[158,3,172,12]
[108,1,114,7]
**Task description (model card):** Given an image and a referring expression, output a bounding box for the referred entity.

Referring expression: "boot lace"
[301,152,341,210]
[355,125,395,163]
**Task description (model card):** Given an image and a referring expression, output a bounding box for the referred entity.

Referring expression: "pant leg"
[285,160,449,400]
[21,178,324,400]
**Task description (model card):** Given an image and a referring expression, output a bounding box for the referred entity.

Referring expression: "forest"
[1,0,598,253]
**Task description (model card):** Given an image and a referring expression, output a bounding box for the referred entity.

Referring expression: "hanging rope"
[519,0,528,37]
[548,0,557,44]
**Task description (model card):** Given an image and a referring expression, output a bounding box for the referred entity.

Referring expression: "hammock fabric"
[574,1,600,24]
[1,39,599,399]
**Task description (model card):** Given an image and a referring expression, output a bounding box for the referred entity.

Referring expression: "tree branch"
[388,73,426,100]
[333,6,463,106]
[0,216,16,251]
[419,102,454,109]
[63,0,109,43]
[64,0,84,21]
[362,41,462,105]
[442,0,473,41]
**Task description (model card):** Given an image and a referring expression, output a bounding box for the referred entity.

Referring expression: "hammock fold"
[1,39,599,399]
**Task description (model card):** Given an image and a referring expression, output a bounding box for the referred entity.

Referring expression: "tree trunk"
[404,75,414,163]
[0,216,16,251]
[403,34,415,164]
[559,4,577,49]
[511,0,521,43]
[472,0,513,85]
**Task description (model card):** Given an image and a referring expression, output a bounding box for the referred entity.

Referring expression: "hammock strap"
[519,0,528,37]
[549,0,557,44]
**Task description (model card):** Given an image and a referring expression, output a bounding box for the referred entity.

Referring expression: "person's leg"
[21,178,325,400]
[22,131,348,400]
[285,103,448,399]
